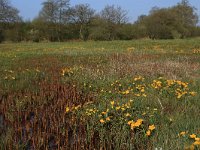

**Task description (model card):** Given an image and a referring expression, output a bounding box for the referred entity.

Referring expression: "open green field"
[0,39,200,149]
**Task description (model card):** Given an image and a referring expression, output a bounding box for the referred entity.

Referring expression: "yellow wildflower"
[185,145,195,150]
[121,107,125,111]
[177,94,182,99]
[100,119,105,124]
[146,130,151,136]
[125,90,130,94]
[116,106,121,110]
[149,125,155,131]
[179,131,186,136]
[110,101,115,105]
[134,76,144,81]
[151,80,162,89]
[142,94,147,97]
[130,123,135,130]
[142,112,146,115]
[135,94,141,97]
[128,120,133,125]
[193,141,200,145]
[131,119,143,129]
[125,113,131,117]
[137,119,143,123]
[75,105,81,110]
[66,107,70,113]
[106,117,110,121]
[102,111,107,115]
[195,138,200,141]
[141,89,145,93]
[89,109,94,112]
[86,112,91,116]
[190,134,197,139]
[190,92,197,96]
[130,99,133,103]
[127,47,135,51]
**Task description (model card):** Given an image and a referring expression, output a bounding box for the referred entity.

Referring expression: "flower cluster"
[146,125,156,136]
[151,78,196,99]
[193,49,200,54]
[66,104,81,113]
[151,80,162,89]
[128,119,143,130]
[61,67,74,76]
[179,132,200,149]
[64,76,197,147]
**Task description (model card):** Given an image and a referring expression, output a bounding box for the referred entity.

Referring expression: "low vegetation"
[0,39,200,149]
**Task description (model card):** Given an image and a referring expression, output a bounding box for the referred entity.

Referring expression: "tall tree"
[100,5,128,24]
[135,0,199,39]
[37,0,70,41]
[0,0,21,22]
[99,5,128,40]
[0,0,21,42]
[37,1,58,41]
[38,0,70,23]
[55,0,70,24]
[38,0,58,23]
[69,4,95,40]
[172,0,198,37]
[146,8,177,39]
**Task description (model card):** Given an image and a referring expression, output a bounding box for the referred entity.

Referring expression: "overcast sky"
[11,0,200,23]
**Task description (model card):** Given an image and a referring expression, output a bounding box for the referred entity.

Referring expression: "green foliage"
[191,26,200,37]
[0,30,4,43]
[138,0,199,39]
[0,0,199,42]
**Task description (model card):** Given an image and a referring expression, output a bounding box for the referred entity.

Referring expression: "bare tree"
[69,4,95,40]
[55,0,70,24]
[38,0,58,23]
[100,5,128,24]
[0,0,21,22]
[38,0,70,41]
[38,0,69,23]
[98,5,128,40]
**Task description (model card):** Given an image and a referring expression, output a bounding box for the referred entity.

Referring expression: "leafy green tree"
[117,24,135,40]
[89,16,110,40]
[145,8,177,39]
[136,0,199,39]
[31,18,57,42]
[0,0,21,42]
[171,0,198,38]
[133,15,148,39]
[37,0,70,41]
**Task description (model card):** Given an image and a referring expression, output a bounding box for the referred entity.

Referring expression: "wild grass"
[0,39,200,149]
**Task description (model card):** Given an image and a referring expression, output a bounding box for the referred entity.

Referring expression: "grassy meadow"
[0,39,200,149]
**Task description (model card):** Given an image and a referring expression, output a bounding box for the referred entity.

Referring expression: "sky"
[11,0,200,23]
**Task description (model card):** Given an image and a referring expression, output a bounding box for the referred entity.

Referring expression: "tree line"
[0,0,200,43]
